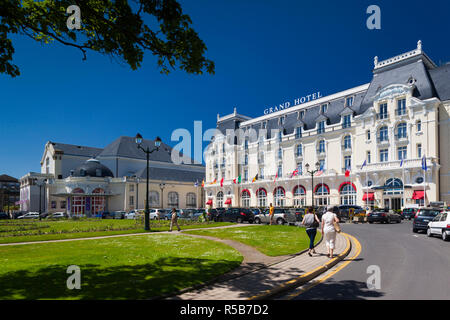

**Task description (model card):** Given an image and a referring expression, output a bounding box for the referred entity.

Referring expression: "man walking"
[269,203,275,225]
[169,208,181,232]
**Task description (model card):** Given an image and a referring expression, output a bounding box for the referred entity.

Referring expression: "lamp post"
[159,183,166,209]
[305,162,321,207]
[135,133,162,231]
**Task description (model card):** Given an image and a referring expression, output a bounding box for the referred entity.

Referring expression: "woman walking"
[302,208,321,256]
[169,208,181,232]
[321,205,341,258]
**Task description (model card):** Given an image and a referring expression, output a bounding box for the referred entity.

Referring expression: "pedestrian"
[321,205,341,258]
[269,203,275,225]
[169,208,181,232]
[302,208,321,256]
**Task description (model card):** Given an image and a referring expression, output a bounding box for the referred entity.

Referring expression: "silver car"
[254,208,296,225]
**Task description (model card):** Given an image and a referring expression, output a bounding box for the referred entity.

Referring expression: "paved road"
[289,220,450,300]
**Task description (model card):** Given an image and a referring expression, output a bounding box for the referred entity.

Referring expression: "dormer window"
[279,116,285,125]
[299,110,305,119]
[321,103,328,113]
[346,96,354,107]
[262,121,267,129]
[317,121,325,134]
[295,126,302,139]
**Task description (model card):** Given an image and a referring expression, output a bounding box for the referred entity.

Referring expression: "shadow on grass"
[0,257,241,300]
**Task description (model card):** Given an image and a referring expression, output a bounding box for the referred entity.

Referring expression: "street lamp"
[305,162,321,207]
[159,183,166,209]
[135,133,162,231]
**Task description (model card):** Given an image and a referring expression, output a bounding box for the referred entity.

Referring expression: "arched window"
[149,191,160,207]
[274,187,285,207]
[339,182,356,205]
[241,189,251,207]
[71,188,85,216]
[186,192,196,208]
[92,188,105,215]
[314,184,330,206]
[168,191,179,208]
[384,178,403,195]
[293,185,306,207]
[256,188,267,208]
[216,191,224,208]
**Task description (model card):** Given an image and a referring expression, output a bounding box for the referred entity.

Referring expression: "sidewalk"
[173,231,350,300]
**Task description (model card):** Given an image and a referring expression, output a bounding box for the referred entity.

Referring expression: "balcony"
[342,122,352,129]
[342,167,351,174]
[394,133,408,141]
[376,113,389,120]
[316,149,326,156]
[341,144,352,151]
[395,109,408,116]
[376,136,389,144]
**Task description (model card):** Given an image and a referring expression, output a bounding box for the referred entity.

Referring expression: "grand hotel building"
[204,42,450,210]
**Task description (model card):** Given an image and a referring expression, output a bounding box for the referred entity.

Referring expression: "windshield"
[418,210,440,217]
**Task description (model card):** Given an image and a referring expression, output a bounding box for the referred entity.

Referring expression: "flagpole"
[424,156,427,207]
[402,162,405,209]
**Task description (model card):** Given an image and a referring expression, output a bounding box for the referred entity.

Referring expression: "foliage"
[0,0,215,77]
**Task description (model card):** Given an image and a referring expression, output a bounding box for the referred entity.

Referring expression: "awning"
[206,199,213,205]
[412,190,424,200]
[225,198,232,205]
[362,192,375,201]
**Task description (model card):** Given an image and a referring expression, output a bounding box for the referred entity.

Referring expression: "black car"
[216,208,254,223]
[338,205,365,221]
[0,212,10,220]
[413,208,442,233]
[367,208,402,224]
[101,211,114,219]
[402,207,418,220]
[290,208,306,222]
[206,208,219,221]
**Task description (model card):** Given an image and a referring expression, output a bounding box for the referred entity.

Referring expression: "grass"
[185,225,321,256]
[0,219,232,244]
[0,234,243,299]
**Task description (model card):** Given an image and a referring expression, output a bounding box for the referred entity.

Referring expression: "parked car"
[48,212,66,219]
[338,205,365,221]
[289,208,306,222]
[163,209,182,220]
[216,208,254,223]
[427,211,450,241]
[413,207,442,233]
[401,207,418,220]
[101,211,114,219]
[112,211,126,219]
[192,209,207,221]
[254,208,296,225]
[149,209,168,220]
[0,212,10,219]
[17,212,40,219]
[206,208,219,221]
[125,210,143,219]
[367,208,402,224]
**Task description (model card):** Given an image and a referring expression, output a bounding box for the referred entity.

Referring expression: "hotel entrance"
[382,178,404,210]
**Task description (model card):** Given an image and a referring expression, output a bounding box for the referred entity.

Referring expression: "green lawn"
[185,225,321,256]
[0,234,243,299]
[0,219,232,244]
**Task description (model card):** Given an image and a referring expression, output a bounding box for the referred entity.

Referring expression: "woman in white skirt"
[321,206,341,258]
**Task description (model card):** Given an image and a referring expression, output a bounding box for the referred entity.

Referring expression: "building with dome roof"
[19,136,205,216]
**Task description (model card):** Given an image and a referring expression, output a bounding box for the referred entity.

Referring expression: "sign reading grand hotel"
[263,91,322,115]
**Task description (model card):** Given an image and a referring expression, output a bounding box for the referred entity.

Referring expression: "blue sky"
[1,0,450,178]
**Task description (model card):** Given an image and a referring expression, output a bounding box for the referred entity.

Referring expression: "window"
[241,190,251,207]
[379,126,388,142]
[380,149,389,162]
[344,156,352,170]
[278,148,283,159]
[397,123,407,139]
[318,140,326,153]
[299,111,305,119]
[340,183,356,205]
[46,157,50,174]
[168,192,179,207]
[321,103,328,113]
[315,184,330,206]
[129,184,134,192]
[398,146,407,160]
[317,121,325,134]
[60,201,66,209]
[222,143,225,153]
[51,201,57,209]
[257,189,267,207]
[397,98,406,115]
[216,191,224,208]
[297,162,303,175]
[346,97,354,107]
[244,154,248,165]
[129,196,134,206]
[343,135,351,150]
[259,167,264,179]
[417,144,422,158]
[149,191,160,206]
[366,130,371,141]
[186,193,196,207]
[342,114,351,128]
[274,187,285,207]
[319,159,325,171]
[280,116,285,125]
[277,165,283,178]
[262,121,267,129]
[295,126,302,139]
[296,144,303,157]
[244,170,248,181]
[367,151,371,164]
[244,139,249,150]
[293,185,306,207]
[379,103,388,119]
[417,120,422,132]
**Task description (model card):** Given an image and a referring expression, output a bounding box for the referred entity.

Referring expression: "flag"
[220,177,224,187]
[400,158,404,168]
[237,175,241,184]
[274,172,278,182]
[252,174,258,183]
[201,179,205,188]
[361,160,367,170]
[345,169,350,177]
[233,178,236,184]
[422,155,427,171]
[210,179,217,185]
[194,181,198,187]
[290,169,298,178]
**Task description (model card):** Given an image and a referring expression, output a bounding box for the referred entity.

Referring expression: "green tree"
[0,0,215,77]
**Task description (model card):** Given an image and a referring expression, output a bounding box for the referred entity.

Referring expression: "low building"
[0,174,20,214]
[20,136,205,216]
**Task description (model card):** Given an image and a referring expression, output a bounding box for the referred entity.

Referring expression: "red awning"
[206,199,213,205]
[225,198,232,205]
[362,192,375,201]
[412,190,424,200]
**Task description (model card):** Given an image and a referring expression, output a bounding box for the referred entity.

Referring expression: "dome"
[72,159,114,178]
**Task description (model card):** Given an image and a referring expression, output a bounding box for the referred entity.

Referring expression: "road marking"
[285,233,362,300]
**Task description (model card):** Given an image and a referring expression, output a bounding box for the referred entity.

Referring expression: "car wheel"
[248,219,254,224]
[236,217,243,224]
[412,228,418,233]
[276,218,285,225]
[427,228,432,237]
[443,231,449,242]
[255,218,261,224]
[396,219,401,223]
[369,221,373,224]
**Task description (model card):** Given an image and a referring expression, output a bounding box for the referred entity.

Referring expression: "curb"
[157,227,323,300]
[247,232,352,300]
